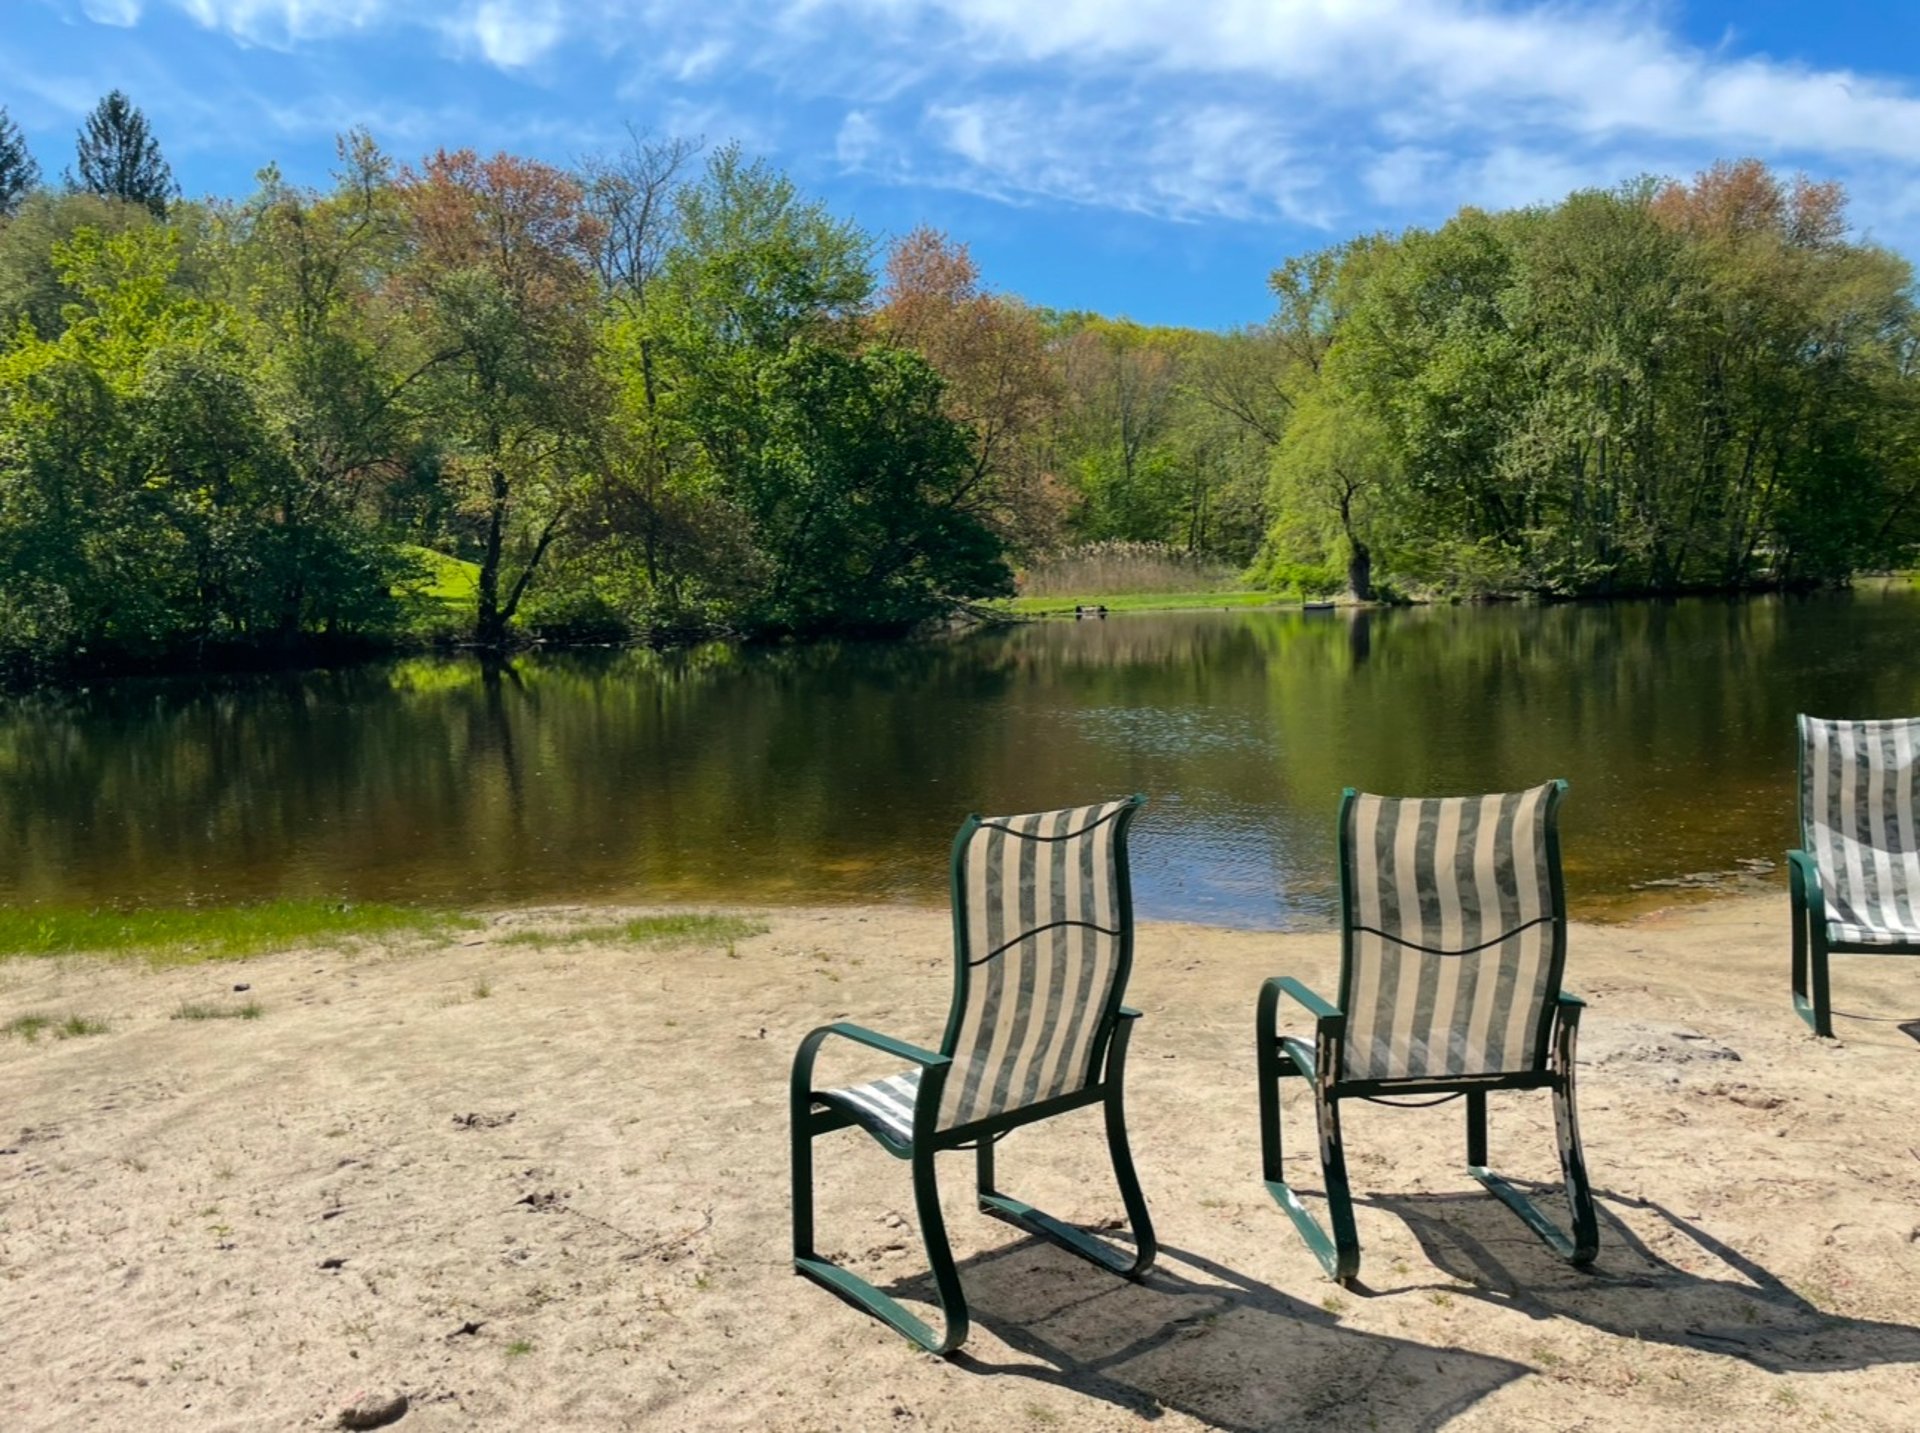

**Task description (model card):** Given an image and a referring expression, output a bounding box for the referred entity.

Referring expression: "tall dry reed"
[1016,541,1238,597]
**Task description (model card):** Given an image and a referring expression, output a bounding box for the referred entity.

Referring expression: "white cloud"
[670,38,729,82]
[172,0,390,44]
[56,0,1920,245]
[872,0,1920,163]
[80,0,144,24]
[454,0,564,69]
[834,108,882,166]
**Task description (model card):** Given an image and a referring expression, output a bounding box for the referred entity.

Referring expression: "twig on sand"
[584,1204,715,1261]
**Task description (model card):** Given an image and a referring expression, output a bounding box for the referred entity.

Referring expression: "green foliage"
[1259,164,1920,598]
[0,189,155,339]
[727,343,1009,632]
[0,221,404,668]
[71,90,176,218]
[1,140,1913,679]
[1247,556,1344,599]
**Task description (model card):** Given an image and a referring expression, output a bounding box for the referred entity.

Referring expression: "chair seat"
[817,1070,921,1145]
[1827,916,1920,948]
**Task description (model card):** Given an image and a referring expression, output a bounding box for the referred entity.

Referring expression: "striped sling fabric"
[939,800,1134,1127]
[1341,784,1562,1083]
[820,799,1136,1140]
[938,800,1133,1128]
[1800,716,1920,947]
[821,1071,920,1145]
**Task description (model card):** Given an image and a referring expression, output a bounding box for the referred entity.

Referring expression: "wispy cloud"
[79,0,144,25]
[42,1,1920,244]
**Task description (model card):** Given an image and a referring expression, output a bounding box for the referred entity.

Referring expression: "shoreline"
[5,576,1909,693]
[4,891,1918,1429]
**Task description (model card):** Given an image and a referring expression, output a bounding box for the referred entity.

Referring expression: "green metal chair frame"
[1788,715,1920,1038]
[1258,782,1598,1286]
[791,797,1157,1355]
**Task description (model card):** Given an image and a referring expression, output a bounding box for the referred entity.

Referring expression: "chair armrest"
[1258,977,1344,1084]
[1116,1005,1144,1021]
[1555,990,1585,1009]
[791,1021,951,1113]
[1265,976,1342,1023]
[808,1021,949,1069]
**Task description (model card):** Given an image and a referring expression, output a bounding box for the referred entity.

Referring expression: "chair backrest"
[1338,782,1566,1084]
[1799,715,1920,933]
[936,797,1143,1132]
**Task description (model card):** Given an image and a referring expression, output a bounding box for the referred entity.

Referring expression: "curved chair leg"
[977,1019,1157,1278]
[1468,1002,1599,1266]
[792,1101,969,1354]
[1260,1033,1361,1285]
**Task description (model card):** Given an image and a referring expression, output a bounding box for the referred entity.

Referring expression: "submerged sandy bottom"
[2,897,1918,1431]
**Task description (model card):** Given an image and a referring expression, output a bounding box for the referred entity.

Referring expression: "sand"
[2,896,1918,1431]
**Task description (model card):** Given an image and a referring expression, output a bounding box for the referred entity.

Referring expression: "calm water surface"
[3,588,1917,928]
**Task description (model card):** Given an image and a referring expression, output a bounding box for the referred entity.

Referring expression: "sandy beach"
[2,896,1918,1431]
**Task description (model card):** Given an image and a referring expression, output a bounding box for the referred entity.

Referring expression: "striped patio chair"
[1257,782,1597,1286]
[791,797,1156,1354]
[1788,715,1920,1037]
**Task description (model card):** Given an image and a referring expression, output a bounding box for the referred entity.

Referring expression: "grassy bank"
[0,901,477,966]
[1002,590,1290,616]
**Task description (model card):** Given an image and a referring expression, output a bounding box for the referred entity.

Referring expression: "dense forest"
[0,92,1916,674]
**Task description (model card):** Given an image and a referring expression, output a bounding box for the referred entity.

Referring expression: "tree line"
[0,93,1915,677]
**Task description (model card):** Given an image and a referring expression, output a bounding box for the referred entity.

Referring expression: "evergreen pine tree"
[70,89,175,216]
[0,106,40,217]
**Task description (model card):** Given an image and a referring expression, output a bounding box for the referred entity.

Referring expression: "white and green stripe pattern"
[936,800,1132,1129]
[821,799,1134,1141]
[1341,785,1560,1083]
[822,1071,920,1145]
[1801,715,1920,948]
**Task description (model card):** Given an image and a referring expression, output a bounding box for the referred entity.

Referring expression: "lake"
[2,586,1915,928]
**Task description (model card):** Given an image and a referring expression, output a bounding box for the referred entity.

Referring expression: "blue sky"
[5,1,1920,328]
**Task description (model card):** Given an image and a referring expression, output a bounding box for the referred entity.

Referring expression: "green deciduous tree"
[397,148,606,645]
[1257,162,1920,599]
[729,342,1009,632]
[877,228,1066,555]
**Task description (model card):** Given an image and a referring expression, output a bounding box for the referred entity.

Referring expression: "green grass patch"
[498,912,770,949]
[4,1012,108,1041]
[172,1000,264,1022]
[1003,590,1283,617]
[0,902,478,966]
[398,544,481,606]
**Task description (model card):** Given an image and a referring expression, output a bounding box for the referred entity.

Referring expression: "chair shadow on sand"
[1367,1183,1920,1375]
[878,1237,1529,1432]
